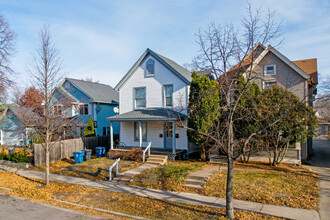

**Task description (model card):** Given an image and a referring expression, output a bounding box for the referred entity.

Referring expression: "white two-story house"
[107,49,194,156]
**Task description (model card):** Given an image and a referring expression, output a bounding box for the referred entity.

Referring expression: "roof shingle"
[67,78,119,104]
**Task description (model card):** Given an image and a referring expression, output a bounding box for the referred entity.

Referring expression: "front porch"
[107,108,188,156]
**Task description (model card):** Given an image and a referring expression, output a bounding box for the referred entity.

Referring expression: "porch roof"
[107,108,187,121]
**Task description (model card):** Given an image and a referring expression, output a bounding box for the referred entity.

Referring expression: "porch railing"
[109,157,120,181]
[142,142,152,163]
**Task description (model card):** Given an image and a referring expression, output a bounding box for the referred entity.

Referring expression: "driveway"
[0,192,111,220]
[307,137,330,220]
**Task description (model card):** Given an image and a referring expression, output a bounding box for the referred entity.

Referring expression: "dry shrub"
[110,148,142,161]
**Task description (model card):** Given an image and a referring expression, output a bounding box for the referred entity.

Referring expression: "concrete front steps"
[146,154,168,165]
[112,164,157,183]
[183,166,220,189]
[209,155,227,165]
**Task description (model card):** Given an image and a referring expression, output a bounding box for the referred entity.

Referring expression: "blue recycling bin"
[100,147,106,157]
[80,151,85,163]
[73,151,83,164]
[95,147,103,158]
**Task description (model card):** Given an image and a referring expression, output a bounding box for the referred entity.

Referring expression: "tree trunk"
[226,156,235,219]
[201,144,207,161]
[45,133,50,185]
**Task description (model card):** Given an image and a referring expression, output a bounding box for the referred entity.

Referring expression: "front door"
[164,122,173,149]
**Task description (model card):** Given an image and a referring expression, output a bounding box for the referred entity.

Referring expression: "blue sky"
[1,0,329,91]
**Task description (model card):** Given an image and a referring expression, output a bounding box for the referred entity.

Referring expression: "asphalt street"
[0,192,112,220]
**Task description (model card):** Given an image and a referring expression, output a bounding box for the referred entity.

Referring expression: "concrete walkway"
[113,164,157,182]
[0,165,318,220]
[184,166,220,189]
[305,137,330,220]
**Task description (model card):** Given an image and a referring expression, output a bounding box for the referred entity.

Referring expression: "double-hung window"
[163,85,173,107]
[134,122,147,142]
[79,104,89,115]
[146,59,155,76]
[134,87,146,108]
[264,81,277,89]
[103,127,110,136]
[53,105,63,115]
[265,65,276,75]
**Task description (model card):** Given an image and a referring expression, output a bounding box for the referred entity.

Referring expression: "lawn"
[0,171,282,220]
[30,157,143,181]
[203,168,319,210]
[129,161,207,191]
[129,160,319,210]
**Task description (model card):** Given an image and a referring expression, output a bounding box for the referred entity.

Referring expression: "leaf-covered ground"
[203,169,319,210]
[129,161,319,210]
[30,157,143,181]
[0,171,283,220]
[129,161,208,191]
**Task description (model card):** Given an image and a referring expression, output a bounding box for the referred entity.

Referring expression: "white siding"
[175,123,188,150]
[120,121,188,149]
[120,121,163,148]
[119,54,188,114]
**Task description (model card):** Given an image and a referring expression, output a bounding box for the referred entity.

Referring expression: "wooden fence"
[33,135,112,166]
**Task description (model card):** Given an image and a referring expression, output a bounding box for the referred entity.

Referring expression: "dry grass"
[129,160,319,210]
[0,171,282,220]
[234,161,301,171]
[203,169,319,210]
[30,157,143,181]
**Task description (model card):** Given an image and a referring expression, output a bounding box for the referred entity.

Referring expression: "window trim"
[263,81,277,89]
[79,103,89,115]
[146,59,155,77]
[264,65,276,75]
[53,104,63,116]
[133,87,146,109]
[163,84,173,108]
[134,122,147,142]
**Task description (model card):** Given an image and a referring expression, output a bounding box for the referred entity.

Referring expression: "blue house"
[0,106,35,146]
[52,78,119,137]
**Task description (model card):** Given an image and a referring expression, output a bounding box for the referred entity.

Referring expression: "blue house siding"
[94,103,119,135]
[0,111,27,146]
[62,81,90,103]
[52,78,119,137]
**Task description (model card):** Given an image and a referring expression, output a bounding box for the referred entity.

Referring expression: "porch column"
[110,121,113,150]
[172,122,176,154]
[139,121,142,148]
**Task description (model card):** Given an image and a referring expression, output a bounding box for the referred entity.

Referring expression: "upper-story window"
[79,104,89,115]
[265,65,276,75]
[264,81,277,89]
[53,105,63,115]
[146,59,155,76]
[163,85,173,107]
[134,87,146,108]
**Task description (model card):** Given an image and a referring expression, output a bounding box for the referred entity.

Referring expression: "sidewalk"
[305,137,330,220]
[0,165,319,220]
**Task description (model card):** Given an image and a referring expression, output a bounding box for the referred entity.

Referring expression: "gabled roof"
[66,78,118,104]
[107,108,187,121]
[115,48,192,90]
[8,106,40,127]
[55,87,79,103]
[227,44,313,82]
[249,45,311,80]
[293,58,318,84]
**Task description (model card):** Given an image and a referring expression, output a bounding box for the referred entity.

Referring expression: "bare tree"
[191,4,284,219]
[28,26,66,185]
[0,14,15,102]
[10,86,23,105]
